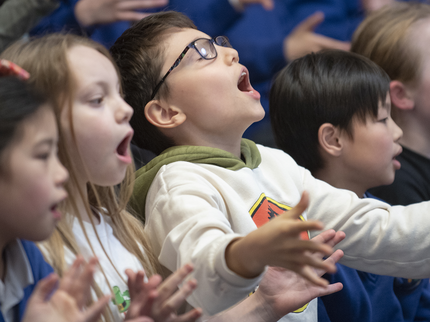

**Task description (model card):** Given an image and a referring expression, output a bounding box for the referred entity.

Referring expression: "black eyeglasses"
[150,36,232,100]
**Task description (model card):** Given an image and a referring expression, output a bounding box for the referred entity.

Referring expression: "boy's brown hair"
[351,2,430,87]
[110,11,197,155]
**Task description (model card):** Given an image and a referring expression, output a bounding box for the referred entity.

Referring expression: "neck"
[315,167,366,198]
[177,134,243,158]
[69,179,98,224]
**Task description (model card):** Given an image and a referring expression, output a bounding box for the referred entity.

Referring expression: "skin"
[392,19,430,159]
[316,95,403,197]
[0,106,68,280]
[283,12,351,62]
[63,45,134,222]
[75,0,168,27]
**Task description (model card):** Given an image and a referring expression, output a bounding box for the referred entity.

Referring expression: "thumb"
[281,191,324,233]
[288,191,310,219]
[296,11,325,32]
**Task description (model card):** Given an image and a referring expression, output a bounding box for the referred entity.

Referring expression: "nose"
[115,97,134,124]
[219,45,239,65]
[54,156,69,188]
[390,117,403,142]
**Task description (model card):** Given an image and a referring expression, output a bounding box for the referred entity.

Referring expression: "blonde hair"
[2,34,159,320]
[351,2,430,87]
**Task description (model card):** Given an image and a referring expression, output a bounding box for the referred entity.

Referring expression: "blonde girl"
[1,35,201,322]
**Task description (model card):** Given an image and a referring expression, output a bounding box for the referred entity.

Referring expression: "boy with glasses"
[111,11,430,321]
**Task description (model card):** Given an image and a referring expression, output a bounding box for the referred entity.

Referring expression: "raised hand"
[252,230,345,320]
[74,0,168,27]
[284,12,351,61]
[22,271,110,322]
[58,256,97,309]
[125,263,202,322]
[225,191,338,287]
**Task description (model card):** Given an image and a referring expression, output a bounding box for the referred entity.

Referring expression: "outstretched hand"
[284,12,351,61]
[226,192,338,287]
[253,229,345,320]
[125,263,202,322]
[75,0,168,27]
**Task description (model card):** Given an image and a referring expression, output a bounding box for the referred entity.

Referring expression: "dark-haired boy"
[111,11,430,320]
[270,49,430,322]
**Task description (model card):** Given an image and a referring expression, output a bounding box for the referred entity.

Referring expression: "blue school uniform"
[29,0,241,49]
[0,240,53,322]
[318,192,430,322]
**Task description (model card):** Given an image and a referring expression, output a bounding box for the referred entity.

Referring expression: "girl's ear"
[390,80,415,111]
[144,100,186,128]
[318,123,343,157]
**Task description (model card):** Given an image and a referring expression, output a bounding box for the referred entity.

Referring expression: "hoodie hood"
[130,139,261,222]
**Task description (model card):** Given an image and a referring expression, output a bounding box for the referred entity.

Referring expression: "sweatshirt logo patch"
[249,193,309,240]
[249,193,310,313]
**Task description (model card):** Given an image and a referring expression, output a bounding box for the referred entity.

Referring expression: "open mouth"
[237,69,252,92]
[237,68,260,100]
[116,132,133,157]
[51,204,62,219]
[116,131,133,164]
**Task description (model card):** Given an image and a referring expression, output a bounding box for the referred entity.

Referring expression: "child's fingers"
[280,219,325,237]
[284,238,334,258]
[28,273,59,304]
[126,269,146,299]
[170,308,202,322]
[127,288,158,318]
[156,279,197,318]
[291,249,337,274]
[296,265,330,287]
[310,230,345,259]
[61,256,85,290]
[62,257,98,308]
[317,282,344,298]
[82,294,111,322]
[326,249,344,265]
[312,230,346,248]
[314,249,344,276]
[156,264,194,302]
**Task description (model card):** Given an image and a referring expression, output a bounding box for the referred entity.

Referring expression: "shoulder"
[20,240,54,280]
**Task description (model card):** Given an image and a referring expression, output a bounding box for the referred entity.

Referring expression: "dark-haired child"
[111,11,430,320]
[0,61,116,322]
[0,73,67,321]
[270,49,430,322]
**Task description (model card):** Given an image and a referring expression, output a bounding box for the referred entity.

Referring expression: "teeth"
[238,72,246,85]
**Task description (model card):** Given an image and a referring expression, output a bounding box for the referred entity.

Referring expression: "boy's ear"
[144,100,186,128]
[390,80,415,111]
[318,123,342,157]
